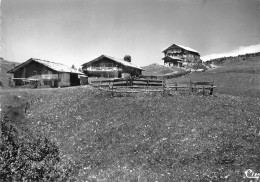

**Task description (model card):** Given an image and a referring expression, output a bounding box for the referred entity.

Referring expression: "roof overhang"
[82,55,144,71]
[7,58,85,75]
[162,44,200,55]
[7,58,34,73]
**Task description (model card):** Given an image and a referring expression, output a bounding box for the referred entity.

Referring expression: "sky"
[1,0,260,66]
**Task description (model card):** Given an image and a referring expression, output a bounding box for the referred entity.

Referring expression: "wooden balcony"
[84,67,122,72]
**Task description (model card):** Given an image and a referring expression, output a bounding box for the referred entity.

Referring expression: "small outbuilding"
[82,55,143,78]
[7,58,85,87]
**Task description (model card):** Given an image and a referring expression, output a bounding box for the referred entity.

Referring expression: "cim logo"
[245,169,260,181]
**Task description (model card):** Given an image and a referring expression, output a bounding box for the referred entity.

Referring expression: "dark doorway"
[70,73,81,86]
[118,71,122,78]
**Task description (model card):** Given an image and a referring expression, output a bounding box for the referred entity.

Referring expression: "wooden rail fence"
[90,78,216,96]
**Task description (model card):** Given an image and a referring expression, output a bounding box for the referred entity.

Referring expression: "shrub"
[0,120,72,181]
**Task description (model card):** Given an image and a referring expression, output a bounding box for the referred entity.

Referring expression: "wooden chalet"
[82,55,143,78]
[7,58,85,87]
[162,44,200,67]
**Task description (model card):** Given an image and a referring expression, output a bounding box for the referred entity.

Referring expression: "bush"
[0,120,72,181]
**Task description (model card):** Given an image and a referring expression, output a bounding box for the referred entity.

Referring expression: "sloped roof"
[82,55,144,70]
[7,58,84,74]
[162,44,200,54]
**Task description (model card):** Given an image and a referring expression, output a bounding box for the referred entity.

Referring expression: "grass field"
[171,56,260,98]
[142,63,185,76]
[1,55,260,181]
[1,85,259,181]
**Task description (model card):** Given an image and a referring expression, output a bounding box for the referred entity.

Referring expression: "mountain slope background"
[141,63,185,76]
[172,52,260,98]
[0,58,19,88]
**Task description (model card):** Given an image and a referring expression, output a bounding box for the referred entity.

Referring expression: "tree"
[0,120,73,181]
[71,64,75,69]
[124,55,131,62]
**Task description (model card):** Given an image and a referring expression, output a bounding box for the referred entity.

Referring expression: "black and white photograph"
[0,0,260,181]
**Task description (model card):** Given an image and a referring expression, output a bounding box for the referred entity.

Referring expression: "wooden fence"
[11,78,40,87]
[90,78,216,96]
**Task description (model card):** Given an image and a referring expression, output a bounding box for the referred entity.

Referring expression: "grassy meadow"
[142,63,185,76]
[1,86,259,181]
[1,55,260,181]
[171,56,260,98]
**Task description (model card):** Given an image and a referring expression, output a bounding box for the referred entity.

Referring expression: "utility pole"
[0,0,2,58]
[0,0,2,144]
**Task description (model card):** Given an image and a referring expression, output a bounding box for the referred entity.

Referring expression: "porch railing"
[84,67,121,71]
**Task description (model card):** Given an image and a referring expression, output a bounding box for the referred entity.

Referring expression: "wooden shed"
[7,58,85,87]
[82,55,143,78]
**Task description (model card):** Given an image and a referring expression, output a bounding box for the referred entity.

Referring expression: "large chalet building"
[162,44,201,67]
[82,55,143,78]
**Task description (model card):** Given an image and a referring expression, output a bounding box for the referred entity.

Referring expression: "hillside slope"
[142,63,185,76]
[0,58,19,87]
[172,53,260,98]
[204,52,260,67]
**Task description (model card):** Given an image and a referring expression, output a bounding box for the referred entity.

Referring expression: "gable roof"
[7,58,84,74]
[82,55,144,70]
[162,43,200,54]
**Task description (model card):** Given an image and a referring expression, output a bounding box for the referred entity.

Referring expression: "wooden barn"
[82,55,143,78]
[7,58,85,87]
[162,44,200,67]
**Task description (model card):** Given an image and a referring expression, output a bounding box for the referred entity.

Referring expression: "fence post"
[162,78,165,94]
[175,82,177,91]
[144,79,147,92]
[162,80,163,92]
[189,80,192,95]
[210,82,214,95]
[210,86,213,95]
